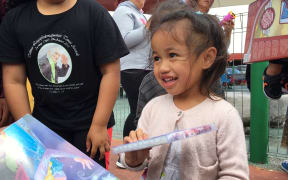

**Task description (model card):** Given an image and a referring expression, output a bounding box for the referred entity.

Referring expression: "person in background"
[112,0,151,168]
[0,0,128,169]
[121,8,249,179]
[0,0,14,131]
[185,0,234,46]
[261,58,288,173]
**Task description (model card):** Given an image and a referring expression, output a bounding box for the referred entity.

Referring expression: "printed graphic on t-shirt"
[28,34,84,94]
[37,43,72,84]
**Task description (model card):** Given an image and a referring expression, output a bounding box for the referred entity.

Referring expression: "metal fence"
[112,12,288,160]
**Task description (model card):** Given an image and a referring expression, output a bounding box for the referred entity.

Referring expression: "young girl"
[120,9,249,180]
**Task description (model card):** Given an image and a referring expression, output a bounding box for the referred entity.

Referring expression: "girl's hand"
[124,129,149,167]
[61,54,68,65]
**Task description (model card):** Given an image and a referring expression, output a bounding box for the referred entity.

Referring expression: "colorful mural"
[244,0,288,63]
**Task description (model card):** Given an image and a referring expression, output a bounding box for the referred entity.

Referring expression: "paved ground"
[109,139,288,180]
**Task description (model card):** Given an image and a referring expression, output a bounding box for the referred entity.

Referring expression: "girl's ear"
[201,47,217,69]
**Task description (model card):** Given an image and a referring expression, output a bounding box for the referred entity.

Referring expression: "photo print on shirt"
[37,43,72,84]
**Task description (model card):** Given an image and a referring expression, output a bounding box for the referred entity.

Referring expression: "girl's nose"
[158,59,171,74]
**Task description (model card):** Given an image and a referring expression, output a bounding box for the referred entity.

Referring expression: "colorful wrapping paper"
[0,114,118,180]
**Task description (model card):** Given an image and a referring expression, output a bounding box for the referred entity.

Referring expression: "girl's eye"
[153,56,160,62]
[169,53,177,58]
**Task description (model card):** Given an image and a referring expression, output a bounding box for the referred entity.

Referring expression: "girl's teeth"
[164,78,173,82]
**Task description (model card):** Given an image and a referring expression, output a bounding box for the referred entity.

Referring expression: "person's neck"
[130,0,141,10]
[173,88,207,111]
[37,0,77,15]
[198,7,209,14]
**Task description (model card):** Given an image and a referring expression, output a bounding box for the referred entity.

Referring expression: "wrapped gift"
[0,114,118,180]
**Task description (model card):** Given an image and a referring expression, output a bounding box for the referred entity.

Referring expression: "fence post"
[250,61,269,163]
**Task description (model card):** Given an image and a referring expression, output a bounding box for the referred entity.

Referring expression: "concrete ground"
[109,139,288,180]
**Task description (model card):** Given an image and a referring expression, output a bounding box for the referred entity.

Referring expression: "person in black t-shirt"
[0,0,129,168]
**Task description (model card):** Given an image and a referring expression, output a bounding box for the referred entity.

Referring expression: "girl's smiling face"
[151,20,204,97]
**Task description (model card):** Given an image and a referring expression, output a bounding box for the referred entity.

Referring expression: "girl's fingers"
[129,130,137,142]
[124,130,148,152]
[143,133,149,140]
[123,136,133,144]
[136,129,144,140]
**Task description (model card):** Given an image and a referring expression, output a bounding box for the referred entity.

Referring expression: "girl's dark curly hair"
[150,9,228,99]
[146,0,193,69]
[149,0,191,32]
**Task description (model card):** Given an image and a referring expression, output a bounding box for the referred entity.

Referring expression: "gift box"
[0,114,118,180]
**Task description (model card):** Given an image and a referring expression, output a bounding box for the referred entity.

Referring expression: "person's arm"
[217,108,249,180]
[0,65,10,127]
[222,20,235,48]
[86,59,120,159]
[135,73,167,127]
[2,63,31,120]
[0,98,11,127]
[134,79,149,128]
[113,7,147,49]
[120,99,153,170]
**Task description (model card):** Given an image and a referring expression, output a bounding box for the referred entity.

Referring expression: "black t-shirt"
[0,0,129,130]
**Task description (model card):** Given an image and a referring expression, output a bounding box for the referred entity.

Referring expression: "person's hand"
[74,157,94,170]
[0,98,10,127]
[61,54,68,66]
[52,52,59,63]
[124,129,150,167]
[145,18,151,30]
[223,19,235,36]
[86,125,110,160]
